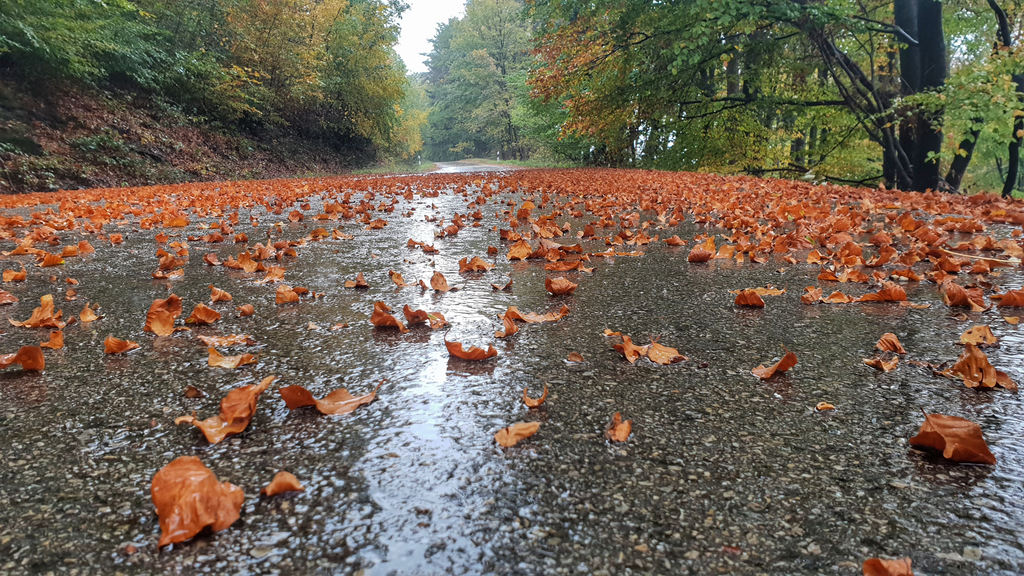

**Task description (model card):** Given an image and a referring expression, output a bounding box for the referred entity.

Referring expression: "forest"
[1,0,1022,195]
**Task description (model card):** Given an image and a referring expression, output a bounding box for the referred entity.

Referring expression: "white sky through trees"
[396,0,466,74]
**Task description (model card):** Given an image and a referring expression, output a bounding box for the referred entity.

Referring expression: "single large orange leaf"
[0,288,17,305]
[445,339,497,360]
[504,305,570,323]
[371,301,409,332]
[862,557,913,576]
[876,333,906,354]
[261,471,304,497]
[174,375,275,443]
[186,303,221,325]
[494,422,541,447]
[151,456,243,547]
[545,276,578,295]
[459,256,494,272]
[943,344,1016,391]
[280,382,380,415]
[208,347,257,369]
[909,413,996,465]
[960,325,998,347]
[605,412,632,442]
[9,294,64,328]
[275,285,300,304]
[197,334,255,347]
[506,240,532,260]
[430,271,452,292]
[523,385,548,408]
[495,313,519,338]
[612,334,649,364]
[0,345,45,371]
[40,330,64,350]
[863,355,899,372]
[104,335,140,354]
[647,341,686,365]
[857,282,907,302]
[209,285,232,302]
[734,289,765,308]
[144,294,182,336]
[752,351,798,379]
[80,303,100,323]
[941,281,988,312]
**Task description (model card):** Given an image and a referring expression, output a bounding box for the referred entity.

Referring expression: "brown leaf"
[261,471,305,497]
[733,289,765,308]
[801,286,823,304]
[752,351,798,379]
[909,413,996,465]
[0,288,18,305]
[647,341,686,365]
[144,294,182,336]
[856,282,907,302]
[605,412,632,442]
[960,325,998,347]
[545,276,578,296]
[209,285,232,302]
[495,313,519,338]
[389,269,408,287]
[863,355,899,372]
[459,256,494,272]
[815,402,836,412]
[151,456,244,547]
[943,344,1016,391]
[822,291,856,304]
[175,375,275,443]
[207,347,257,369]
[862,557,913,576]
[490,278,513,291]
[237,304,255,317]
[40,330,64,350]
[371,301,409,332]
[523,385,548,408]
[875,333,906,354]
[612,334,649,364]
[430,271,453,292]
[506,240,532,260]
[0,345,45,371]
[280,382,380,415]
[445,339,498,360]
[567,352,585,363]
[504,305,570,323]
[196,334,255,347]
[9,294,65,328]
[275,285,300,304]
[494,421,541,447]
[104,335,140,354]
[185,303,221,325]
[941,281,988,312]
[344,272,369,289]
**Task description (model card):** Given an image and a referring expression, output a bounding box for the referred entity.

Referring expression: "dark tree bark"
[914,0,945,191]
[987,0,1024,198]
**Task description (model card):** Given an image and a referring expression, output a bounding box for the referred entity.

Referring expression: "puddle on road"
[0,170,1022,575]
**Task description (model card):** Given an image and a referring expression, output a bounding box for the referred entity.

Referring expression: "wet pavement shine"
[0,168,1022,575]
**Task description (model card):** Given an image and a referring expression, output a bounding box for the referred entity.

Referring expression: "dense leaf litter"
[0,168,1023,574]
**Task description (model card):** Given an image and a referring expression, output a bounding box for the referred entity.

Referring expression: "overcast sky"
[396,0,466,74]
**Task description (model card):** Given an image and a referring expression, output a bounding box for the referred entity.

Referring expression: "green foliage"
[1,0,414,162]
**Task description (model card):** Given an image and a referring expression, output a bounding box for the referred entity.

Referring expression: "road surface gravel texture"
[0,167,1022,575]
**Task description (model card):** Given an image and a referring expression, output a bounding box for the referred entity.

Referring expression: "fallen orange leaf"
[389,269,408,287]
[3,267,27,282]
[523,385,548,408]
[941,281,988,312]
[371,301,409,332]
[459,256,494,272]
[0,288,17,305]
[752,351,798,379]
[237,304,255,317]
[9,293,65,328]
[942,344,1016,391]
[209,285,232,302]
[280,382,381,415]
[647,341,686,365]
[734,289,765,308]
[185,303,221,325]
[430,271,453,292]
[175,375,275,443]
[401,305,447,329]
[822,291,856,304]
[857,282,907,302]
[960,325,998,347]
[612,334,649,364]
[275,285,300,304]
[495,313,519,338]
[567,351,584,363]
[445,339,497,360]
[40,330,63,350]
[815,402,836,412]
[494,421,540,447]
[0,345,45,371]
[605,412,632,442]
[801,286,823,304]
[876,333,906,354]
[197,334,255,347]
[208,347,257,369]
[545,276,578,295]
[504,305,570,323]
[144,294,182,336]
[863,355,899,372]
[909,412,996,465]
[261,471,304,497]
[344,272,369,288]
[151,456,244,547]
[104,335,140,354]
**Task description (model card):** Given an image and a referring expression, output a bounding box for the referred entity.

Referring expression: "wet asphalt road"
[0,168,1022,575]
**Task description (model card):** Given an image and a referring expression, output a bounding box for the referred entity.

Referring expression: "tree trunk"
[945,122,981,192]
[988,0,1023,198]
[914,0,945,191]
